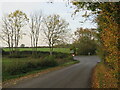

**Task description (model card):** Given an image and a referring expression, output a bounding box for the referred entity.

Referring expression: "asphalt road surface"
[10,56,100,88]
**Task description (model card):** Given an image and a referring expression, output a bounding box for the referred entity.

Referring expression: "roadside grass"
[3,48,70,53]
[2,56,79,82]
[92,62,118,88]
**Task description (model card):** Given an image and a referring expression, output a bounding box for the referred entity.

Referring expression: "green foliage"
[9,52,27,58]
[77,37,97,55]
[2,54,75,80]
[65,55,74,61]
[70,45,77,54]
[3,56,58,76]
[2,56,79,81]
[73,28,97,55]
[41,55,58,67]
[55,53,68,59]
[31,52,41,58]
[3,58,39,75]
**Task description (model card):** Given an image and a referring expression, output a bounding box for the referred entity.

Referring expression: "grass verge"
[3,60,79,88]
[91,62,118,88]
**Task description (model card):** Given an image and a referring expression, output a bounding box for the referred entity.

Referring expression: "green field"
[3,48,70,53]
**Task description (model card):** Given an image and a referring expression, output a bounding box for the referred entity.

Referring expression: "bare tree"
[8,10,28,53]
[43,14,69,55]
[0,15,14,54]
[29,12,43,56]
[0,10,28,54]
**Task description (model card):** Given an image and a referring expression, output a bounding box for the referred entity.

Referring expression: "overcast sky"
[0,0,97,47]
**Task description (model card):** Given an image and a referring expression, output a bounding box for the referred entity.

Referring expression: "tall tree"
[75,28,97,40]
[29,12,43,56]
[43,14,69,55]
[0,10,28,54]
[0,15,14,54]
[8,10,28,52]
[73,28,97,55]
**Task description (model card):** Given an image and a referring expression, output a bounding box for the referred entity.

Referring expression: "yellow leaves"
[100,17,119,55]
[12,10,25,17]
[8,10,28,20]
[94,4,119,88]
[7,10,28,28]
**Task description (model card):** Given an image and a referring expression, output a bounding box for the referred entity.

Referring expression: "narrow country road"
[10,56,100,88]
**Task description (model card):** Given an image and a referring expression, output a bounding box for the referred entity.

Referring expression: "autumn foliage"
[97,2,119,81]
[93,3,119,88]
[72,1,120,88]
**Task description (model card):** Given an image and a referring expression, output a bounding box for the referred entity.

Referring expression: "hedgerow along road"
[10,56,100,88]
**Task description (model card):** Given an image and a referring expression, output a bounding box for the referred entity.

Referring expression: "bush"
[65,55,74,61]
[77,47,96,55]
[40,55,58,67]
[9,53,27,58]
[3,56,58,76]
[31,52,41,58]
[75,37,97,55]
[55,53,68,59]
[3,62,27,75]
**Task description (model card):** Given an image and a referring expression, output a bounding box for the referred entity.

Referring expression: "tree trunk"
[49,46,53,56]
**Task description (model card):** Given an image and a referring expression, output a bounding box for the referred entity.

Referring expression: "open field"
[3,48,70,53]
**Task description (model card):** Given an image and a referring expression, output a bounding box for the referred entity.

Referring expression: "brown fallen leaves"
[92,63,118,88]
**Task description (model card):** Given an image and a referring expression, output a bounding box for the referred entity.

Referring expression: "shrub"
[55,53,68,59]
[65,55,74,61]
[3,59,38,75]
[31,52,41,58]
[40,55,58,67]
[75,37,97,55]
[3,62,26,75]
[2,56,58,76]
[9,53,27,58]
